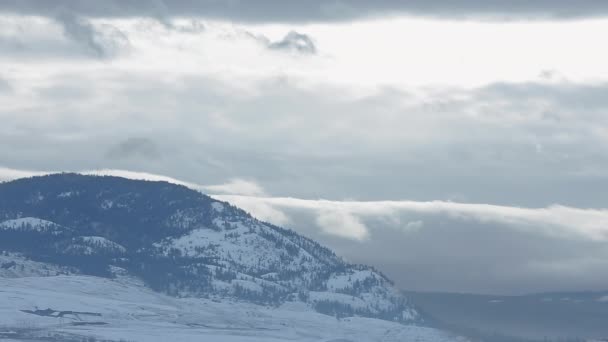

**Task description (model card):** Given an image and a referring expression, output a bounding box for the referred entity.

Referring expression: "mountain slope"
[0,173,420,326]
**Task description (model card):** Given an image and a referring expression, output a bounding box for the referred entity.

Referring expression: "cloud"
[0,166,50,182]
[315,209,368,240]
[403,220,424,232]
[0,77,11,92]
[212,195,608,242]
[55,12,106,57]
[172,19,205,33]
[2,1,608,21]
[54,12,129,58]
[203,179,267,197]
[82,169,203,188]
[232,200,291,226]
[0,14,129,60]
[2,60,608,208]
[105,137,161,160]
[269,31,316,54]
[0,167,206,190]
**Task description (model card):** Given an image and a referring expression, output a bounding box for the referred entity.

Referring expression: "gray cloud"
[172,19,205,33]
[55,12,106,57]
[105,137,162,160]
[2,1,608,21]
[269,31,317,54]
[3,71,608,207]
[54,12,129,58]
[0,20,77,60]
[220,28,317,55]
[0,77,11,93]
[0,13,129,60]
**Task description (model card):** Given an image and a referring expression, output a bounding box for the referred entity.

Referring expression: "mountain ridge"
[0,173,422,325]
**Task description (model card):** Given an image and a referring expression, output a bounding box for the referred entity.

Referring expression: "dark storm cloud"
[2,0,608,22]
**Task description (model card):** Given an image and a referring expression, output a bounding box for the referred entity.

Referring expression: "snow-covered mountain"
[0,174,461,341]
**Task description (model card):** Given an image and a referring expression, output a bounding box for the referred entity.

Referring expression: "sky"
[2,1,608,294]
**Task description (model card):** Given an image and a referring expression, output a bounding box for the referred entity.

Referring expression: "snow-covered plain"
[0,272,463,342]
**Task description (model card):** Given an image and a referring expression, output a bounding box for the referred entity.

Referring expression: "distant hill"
[406,290,608,341]
[0,173,421,324]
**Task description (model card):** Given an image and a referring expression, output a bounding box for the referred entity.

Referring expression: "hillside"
[0,173,452,341]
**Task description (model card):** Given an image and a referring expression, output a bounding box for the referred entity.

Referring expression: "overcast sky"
[2,1,608,294]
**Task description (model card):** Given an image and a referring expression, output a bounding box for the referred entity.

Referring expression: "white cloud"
[203,178,267,196]
[83,169,204,189]
[0,165,265,199]
[315,209,369,241]
[213,195,608,242]
[403,220,424,232]
[0,166,49,182]
[233,200,291,226]
[5,16,608,87]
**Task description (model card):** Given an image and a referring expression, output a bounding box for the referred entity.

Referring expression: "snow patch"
[57,191,77,198]
[0,217,66,235]
[65,236,127,255]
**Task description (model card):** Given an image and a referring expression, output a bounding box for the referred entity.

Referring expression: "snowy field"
[0,274,464,342]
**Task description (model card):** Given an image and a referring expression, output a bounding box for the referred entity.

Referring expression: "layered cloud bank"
[215,195,608,242]
[216,195,608,294]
